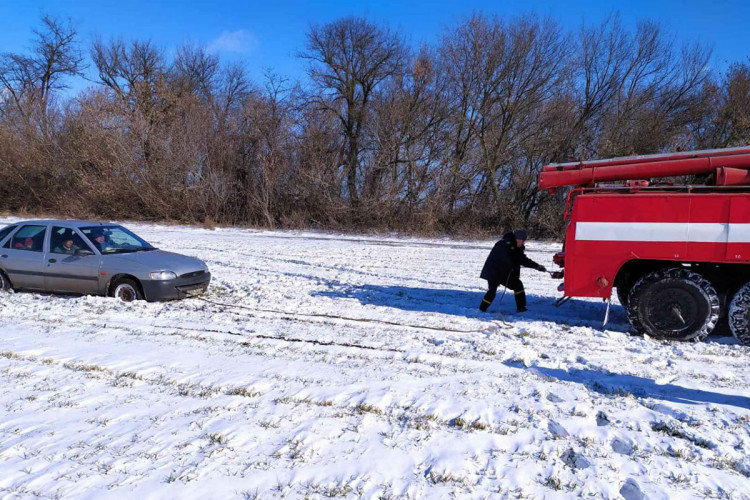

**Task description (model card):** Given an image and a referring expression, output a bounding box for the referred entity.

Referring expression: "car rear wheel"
[627,267,719,342]
[111,278,143,302]
[0,270,12,292]
[729,282,750,345]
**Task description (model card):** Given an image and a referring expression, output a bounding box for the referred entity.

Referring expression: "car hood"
[105,250,207,276]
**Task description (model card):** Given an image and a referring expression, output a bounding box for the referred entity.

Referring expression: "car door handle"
[1,254,6,258]
[48,258,57,263]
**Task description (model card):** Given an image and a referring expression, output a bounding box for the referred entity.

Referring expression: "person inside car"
[90,230,108,252]
[52,234,80,254]
[14,237,34,250]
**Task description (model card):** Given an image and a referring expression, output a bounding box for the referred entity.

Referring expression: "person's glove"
[538,265,547,272]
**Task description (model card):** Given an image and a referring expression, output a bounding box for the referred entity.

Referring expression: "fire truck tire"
[728,283,750,345]
[627,268,720,342]
[616,286,629,307]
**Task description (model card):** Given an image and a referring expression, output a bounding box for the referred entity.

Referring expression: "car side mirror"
[76,248,94,257]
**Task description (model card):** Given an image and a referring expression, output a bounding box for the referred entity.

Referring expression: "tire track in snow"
[5,311,651,444]
[203,255,479,292]
[0,349,565,442]
[0,314,506,378]
[193,244,480,288]
[195,296,496,334]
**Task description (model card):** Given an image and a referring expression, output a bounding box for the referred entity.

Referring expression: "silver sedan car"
[0,220,210,301]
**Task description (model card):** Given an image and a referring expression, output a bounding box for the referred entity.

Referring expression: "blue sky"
[1,0,749,95]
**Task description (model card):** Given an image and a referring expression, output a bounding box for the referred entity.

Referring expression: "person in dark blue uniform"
[480,230,546,313]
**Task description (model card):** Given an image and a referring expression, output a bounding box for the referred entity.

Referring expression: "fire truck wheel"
[616,286,629,308]
[728,283,750,345]
[627,268,720,342]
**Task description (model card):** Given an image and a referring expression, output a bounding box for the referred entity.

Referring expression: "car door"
[0,224,48,290]
[0,224,18,280]
[45,226,103,294]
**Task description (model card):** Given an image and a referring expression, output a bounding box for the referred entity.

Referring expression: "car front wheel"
[111,278,143,302]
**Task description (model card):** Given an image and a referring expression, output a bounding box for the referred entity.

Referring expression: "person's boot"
[515,290,527,312]
[479,298,491,312]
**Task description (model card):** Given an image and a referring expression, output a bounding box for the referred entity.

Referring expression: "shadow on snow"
[313,283,631,332]
[505,362,750,410]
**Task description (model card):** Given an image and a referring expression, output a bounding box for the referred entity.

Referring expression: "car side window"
[4,225,46,252]
[0,225,17,246]
[50,227,92,255]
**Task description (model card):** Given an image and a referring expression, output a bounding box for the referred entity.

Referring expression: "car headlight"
[150,271,177,281]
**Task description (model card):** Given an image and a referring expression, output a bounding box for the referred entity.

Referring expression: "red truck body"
[538,147,750,343]
[562,189,750,298]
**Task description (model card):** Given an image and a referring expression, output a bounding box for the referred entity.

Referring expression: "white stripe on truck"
[575,222,750,243]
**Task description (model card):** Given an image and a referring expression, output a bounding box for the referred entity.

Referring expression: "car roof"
[7,220,119,228]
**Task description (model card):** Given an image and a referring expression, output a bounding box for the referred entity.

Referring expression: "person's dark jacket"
[480,232,545,284]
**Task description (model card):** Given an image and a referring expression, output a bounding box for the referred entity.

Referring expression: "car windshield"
[80,225,156,254]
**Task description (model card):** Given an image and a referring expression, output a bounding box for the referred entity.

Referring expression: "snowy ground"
[0,218,748,499]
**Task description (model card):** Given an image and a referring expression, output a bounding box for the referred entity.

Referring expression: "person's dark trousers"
[507,274,527,312]
[480,275,527,312]
[479,279,500,312]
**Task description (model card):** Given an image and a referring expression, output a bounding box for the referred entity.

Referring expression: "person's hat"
[513,229,528,241]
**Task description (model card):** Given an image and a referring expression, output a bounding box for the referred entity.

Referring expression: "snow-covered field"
[0,219,748,499]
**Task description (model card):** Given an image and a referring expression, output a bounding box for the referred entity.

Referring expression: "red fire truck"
[539,147,750,345]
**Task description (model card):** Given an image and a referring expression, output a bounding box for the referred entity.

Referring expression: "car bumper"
[141,272,211,301]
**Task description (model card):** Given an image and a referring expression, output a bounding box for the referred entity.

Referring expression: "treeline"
[1,14,749,236]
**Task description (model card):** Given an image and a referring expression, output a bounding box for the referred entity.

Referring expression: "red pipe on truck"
[542,146,750,172]
[717,167,750,186]
[539,151,750,191]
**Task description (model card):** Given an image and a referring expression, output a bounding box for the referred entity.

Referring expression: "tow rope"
[195,296,508,334]
[112,318,407,353]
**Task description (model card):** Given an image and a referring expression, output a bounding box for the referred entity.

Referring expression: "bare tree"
[556,16,710,160]
[697,62,750,148]
[0,15,83,137]
[300,17,406,209]
[438,14,568,227]
[173,44,250,127]
[370,48,448,225]
[0,13,739,238]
